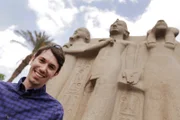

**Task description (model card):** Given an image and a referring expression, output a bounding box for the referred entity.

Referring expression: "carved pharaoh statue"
[50,27,114,120]
[142,20,180,120]
[81,19,130,120]
[113,20,180,120]
[47,19,180,120]
[111,28,148,120]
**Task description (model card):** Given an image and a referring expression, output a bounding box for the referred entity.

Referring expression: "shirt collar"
[16,77,46,96]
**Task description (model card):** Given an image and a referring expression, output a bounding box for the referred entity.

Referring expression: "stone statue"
[81,19,130,120]
[51,27,114,120]
[47,28,113,98]
[146,20,179,49]
[47,19,180,120]
[111,30,148,120]
[131,20,180,120]
[140,20,180,120]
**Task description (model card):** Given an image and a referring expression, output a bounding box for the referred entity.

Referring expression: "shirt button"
[6,115,9,119]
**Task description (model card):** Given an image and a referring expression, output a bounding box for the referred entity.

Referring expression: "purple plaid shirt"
[0,77,64,120]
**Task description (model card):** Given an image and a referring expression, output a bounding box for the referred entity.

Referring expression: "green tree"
[0,73,5,80]
[8,30,53,82]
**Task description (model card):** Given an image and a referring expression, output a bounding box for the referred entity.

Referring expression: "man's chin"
[29,78,40,86]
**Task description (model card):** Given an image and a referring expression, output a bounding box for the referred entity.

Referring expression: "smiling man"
[0,44,65,120]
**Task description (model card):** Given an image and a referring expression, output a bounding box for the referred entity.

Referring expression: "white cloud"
[0,26,31,81]
[82,0,95,3]
[27,0,180,41]
[128,0,180,37]
[80,0,180,42]
[82,0,113,4]
[81,6,129,38]
[130,0,138,3]
[28,0,79,37]
[119,0,138,4]
[119,0,126,3]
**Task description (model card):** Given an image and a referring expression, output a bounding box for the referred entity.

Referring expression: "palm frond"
[14,30,34,48]
[32,35,53,53]
[27,30,35,46]
[10,40,28,48]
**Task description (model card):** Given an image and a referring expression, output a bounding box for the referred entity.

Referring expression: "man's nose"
[39,65,47,73]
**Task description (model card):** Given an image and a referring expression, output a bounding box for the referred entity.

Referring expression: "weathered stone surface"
[47,19,180,120]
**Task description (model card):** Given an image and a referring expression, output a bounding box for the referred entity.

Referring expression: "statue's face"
[155,20,168,30]
[153,20,168,37]
[70,28,90,43]
[73,28,88,39]
[110,20,127,34]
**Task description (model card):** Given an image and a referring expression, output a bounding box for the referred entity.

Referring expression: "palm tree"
[8,30,53,82]
[0,73,5,80]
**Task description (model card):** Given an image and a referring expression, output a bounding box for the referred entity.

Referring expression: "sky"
[0,0,180,82]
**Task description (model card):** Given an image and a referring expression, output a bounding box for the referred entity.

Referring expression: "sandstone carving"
[81,19,130,120]
[46,19,180,120]
[143,20,180,120]
[48,27,113,120]
[111,26,148,120]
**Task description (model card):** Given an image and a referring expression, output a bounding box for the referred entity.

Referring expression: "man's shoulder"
[0,81,16,94]
[0,81,15,89]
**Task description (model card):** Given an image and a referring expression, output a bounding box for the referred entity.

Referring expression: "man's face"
[27,49,59,88]
[110,20,127,34]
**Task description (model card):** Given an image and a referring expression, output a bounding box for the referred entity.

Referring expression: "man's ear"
[54,72,59,77]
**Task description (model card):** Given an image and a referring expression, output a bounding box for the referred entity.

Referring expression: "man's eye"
[39,59,45,63]
[49,65,55,70]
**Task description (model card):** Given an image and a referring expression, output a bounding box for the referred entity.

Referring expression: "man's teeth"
[35,71,44,78]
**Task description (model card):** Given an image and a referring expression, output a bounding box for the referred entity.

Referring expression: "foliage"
[0,73,5,80]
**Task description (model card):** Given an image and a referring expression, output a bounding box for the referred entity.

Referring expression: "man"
[0,44,65,120]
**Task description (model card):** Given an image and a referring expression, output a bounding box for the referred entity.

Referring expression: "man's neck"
[23,78,42,90]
